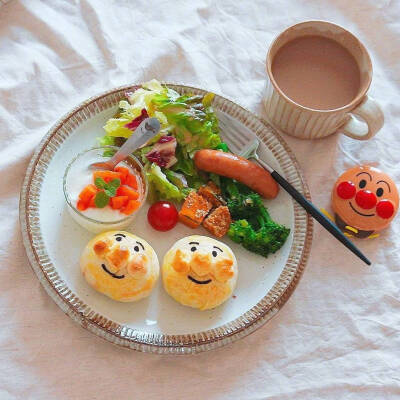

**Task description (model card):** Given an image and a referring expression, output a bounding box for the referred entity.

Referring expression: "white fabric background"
[1,0,399,399]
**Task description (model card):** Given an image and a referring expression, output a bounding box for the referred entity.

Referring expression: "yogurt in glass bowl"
[63,147,148,233]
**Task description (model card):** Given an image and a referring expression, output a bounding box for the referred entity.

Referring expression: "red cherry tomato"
[336,181,356,199]
[147,201,178,231]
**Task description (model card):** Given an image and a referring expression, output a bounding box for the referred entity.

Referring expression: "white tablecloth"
[1,0,399,399]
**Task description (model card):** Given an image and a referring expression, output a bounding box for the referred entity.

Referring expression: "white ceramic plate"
[20,84,313,354]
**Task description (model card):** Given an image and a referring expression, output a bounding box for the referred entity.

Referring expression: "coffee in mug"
[264,21,384,140]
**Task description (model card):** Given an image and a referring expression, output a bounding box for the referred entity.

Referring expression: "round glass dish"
[63,147,148,233]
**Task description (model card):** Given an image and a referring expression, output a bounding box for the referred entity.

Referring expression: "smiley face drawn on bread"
[80,231,159,302]
[162,235,238,310]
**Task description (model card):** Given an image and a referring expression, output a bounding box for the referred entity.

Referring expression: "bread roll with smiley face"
[162,235,238,310]
[80,231,159,302]
[332,165,399,238]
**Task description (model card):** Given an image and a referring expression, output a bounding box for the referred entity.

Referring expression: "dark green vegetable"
[222,179,290,258]
[215,142,230,152]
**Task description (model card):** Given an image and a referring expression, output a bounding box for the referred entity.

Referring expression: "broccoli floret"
[228,193,264,225]
[225,180,290,258]
[228,219,290,258]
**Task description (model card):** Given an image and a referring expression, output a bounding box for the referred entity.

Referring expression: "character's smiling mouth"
[102,264,125,279]
[349,202,375,217]
[188,275,212,285]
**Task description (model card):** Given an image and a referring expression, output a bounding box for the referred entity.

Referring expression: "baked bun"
[80,231,159,302]
[162,235,238,310]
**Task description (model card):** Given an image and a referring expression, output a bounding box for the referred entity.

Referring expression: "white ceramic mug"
[263,21,384,140]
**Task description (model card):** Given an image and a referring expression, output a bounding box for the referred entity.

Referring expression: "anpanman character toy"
[330,166,399,238]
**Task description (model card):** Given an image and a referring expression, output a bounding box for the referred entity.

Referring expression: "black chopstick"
[270,170,371,266]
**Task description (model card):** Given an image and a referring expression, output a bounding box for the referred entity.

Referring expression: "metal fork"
[218,113,371,266]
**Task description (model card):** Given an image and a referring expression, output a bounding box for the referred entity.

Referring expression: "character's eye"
[189,241,199,252]
[212,246,223,258]
[134,241,145,252]
[114,233,126,242]
[359,179,367,189]
[376,188,384,197]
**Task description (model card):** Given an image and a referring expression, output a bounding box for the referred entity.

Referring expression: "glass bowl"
[63,147,148,233]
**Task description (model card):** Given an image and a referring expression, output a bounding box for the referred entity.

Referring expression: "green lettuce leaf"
[146,163,183,202]
[151,91,221,154]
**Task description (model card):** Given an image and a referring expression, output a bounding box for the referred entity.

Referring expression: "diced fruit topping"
[88,195,96,208]
[93,170,122,183]
[125,173,138,189]
[114,166,130,184]
[78,184,98,204]
[121,200,141,215]
[116,186,139,200]
[77,199,88,211]
[76,166,141,215]
[110,196,129,210]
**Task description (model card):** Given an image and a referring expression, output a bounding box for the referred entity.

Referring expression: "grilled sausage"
[194,149,279,199]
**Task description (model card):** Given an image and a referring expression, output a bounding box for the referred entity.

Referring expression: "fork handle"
[255,157,371,265]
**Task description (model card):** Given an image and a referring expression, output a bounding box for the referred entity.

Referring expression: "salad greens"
[100,79,221,201]
[146,163,184,202]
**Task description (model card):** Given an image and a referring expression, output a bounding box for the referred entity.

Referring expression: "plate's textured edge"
[19,83,313,354]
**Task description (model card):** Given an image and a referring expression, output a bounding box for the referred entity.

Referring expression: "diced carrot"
[93,170,122,183]
[125,173,138,189]
[77,199,88,211]
[78,184,98,204]
[121,200,141,215]
[110,196,129,210]
[114,166,130,184]
[88,195,96,208]
[116,185,139,200]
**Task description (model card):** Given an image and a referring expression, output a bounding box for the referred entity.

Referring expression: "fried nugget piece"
[197,182,224,207]
[202,206,231,237]
[179,191,212,228]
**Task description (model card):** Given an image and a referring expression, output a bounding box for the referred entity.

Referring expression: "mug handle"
[341,95,384,140]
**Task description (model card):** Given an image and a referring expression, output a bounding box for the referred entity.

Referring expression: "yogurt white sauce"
[64,148,146,233]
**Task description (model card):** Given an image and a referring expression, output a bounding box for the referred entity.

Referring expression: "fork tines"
[217,114,256,154]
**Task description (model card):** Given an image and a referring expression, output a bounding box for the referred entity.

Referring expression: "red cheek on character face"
[376,200,394,219]
[336,181,356,199]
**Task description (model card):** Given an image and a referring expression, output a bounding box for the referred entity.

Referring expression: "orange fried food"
[178,191,212,228]
[197,182,224,207]
[202,206,231,238]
